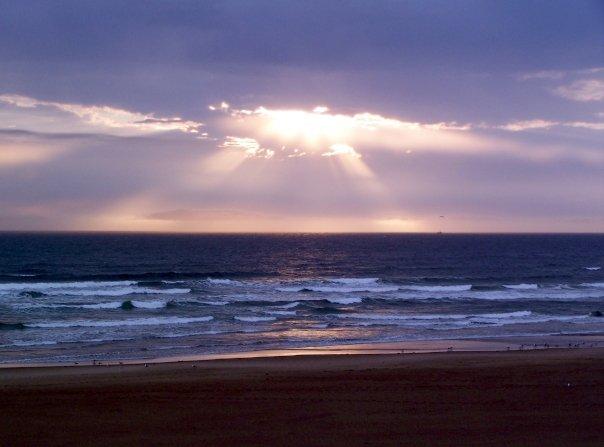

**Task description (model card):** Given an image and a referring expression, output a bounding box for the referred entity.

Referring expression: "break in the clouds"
[0,0,603,232]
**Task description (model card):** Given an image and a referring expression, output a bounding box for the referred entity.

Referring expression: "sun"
[258,106,351,147]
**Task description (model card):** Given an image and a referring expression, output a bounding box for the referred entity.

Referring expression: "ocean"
[1,233,603,364]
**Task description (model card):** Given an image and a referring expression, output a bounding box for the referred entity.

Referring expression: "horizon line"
[0,230,603,236]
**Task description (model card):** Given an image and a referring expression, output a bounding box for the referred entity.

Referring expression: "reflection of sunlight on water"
[259,324,376,342]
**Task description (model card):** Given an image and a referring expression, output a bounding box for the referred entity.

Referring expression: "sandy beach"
[2,343,604,446]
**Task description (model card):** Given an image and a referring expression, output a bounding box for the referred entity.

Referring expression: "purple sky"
[1,0,603,232]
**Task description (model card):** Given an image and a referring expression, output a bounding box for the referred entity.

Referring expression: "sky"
[0,0,603,233]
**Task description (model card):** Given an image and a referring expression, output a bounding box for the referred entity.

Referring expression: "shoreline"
[3,333,603,369]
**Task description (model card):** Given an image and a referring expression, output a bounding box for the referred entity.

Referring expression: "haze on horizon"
[1,0,603,233]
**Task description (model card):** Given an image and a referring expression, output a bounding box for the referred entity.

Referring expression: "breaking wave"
[27,316,214,328]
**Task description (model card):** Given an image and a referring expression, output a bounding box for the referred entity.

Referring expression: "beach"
[2,344,604,446]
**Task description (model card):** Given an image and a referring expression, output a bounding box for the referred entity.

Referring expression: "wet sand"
[2,347,604,446]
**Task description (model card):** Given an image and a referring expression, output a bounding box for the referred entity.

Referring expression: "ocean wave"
[234,316,276,322]
[328,277,380,285]
[19,291,46,298]
[9,299,172,310]
[205,278,240,285]
[338,311,589,327]
[0,280,136,292]
[502,283,539,290]
[1,340,58,347]
[45,287,191,297]
[27,316,214,328]
[584,266,601,271]
[380,286,604,302]
[0,280,191,297]
[264,310,297,316]
[337,310,533,321]
[582,282,604,288]
[277,285,399,293]
[275,301,301,309]
[399,284,473,292]
[127,300,167,309]
[325,297,363,304]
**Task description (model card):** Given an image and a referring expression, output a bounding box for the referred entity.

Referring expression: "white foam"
[399,285,472,292]
[329,277,380,285]
[584,266,601,271]
[337,311,532,321]
[338,311,589,328]
[326,297,363,304]
[503,283,539,290]
[2,340,58,347]
[581,282,604,288]
[265,310,297,316]
[234,316,276,322]
[199,300,230,306]
[27,302,125,310]
[28,316,213,328]
[159,330,223,338]
[0,280,136,292]
[277,285,398,293]
[10,300,169,310]
[476,311,533,318]
[206,278,239,285]
[45,287,190,297]
[78,301,124,309]
[276,301,301,309]
[130,300,166,309]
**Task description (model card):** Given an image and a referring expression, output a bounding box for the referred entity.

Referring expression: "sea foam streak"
[265,310,297,316]
[0,280,190,296]
[581,282,604,288]
[337,311,532,321]
[45,287,190,296]
[503,284,539,290]
[234,316,276,322]
[329,277,380,285]
[275,277,397,293]
[0,281,136,292]
[28,316,214,328]
[205,278,239,285]
[325,297,363,304]
[277,285,398,293]
[10,300,169,310]
[399,285,472,292]
[276,301,301,309]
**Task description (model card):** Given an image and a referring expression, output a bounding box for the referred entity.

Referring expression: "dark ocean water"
[1,233,604,364]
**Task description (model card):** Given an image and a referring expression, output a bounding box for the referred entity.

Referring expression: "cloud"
[220,136,275,159]
[219,104,484,159]
[566,121,604,130]
[517,67,604,81]
[321,143,361,158]
[497,120,558,132]
[554,79,604,102]
[516,70,567,81]
[0,94,203,135]
[495,119,604,133]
